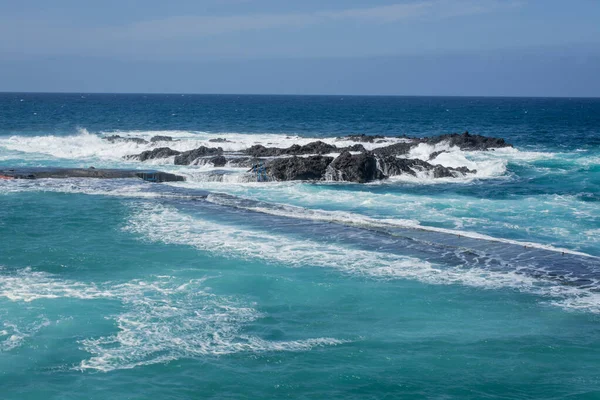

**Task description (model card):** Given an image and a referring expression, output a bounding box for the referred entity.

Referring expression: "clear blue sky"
[1,0,599,96]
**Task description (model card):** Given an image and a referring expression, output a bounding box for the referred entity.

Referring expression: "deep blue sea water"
[1,93,599,399]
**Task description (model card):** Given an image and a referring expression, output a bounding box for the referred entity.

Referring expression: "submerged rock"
[266,156,334,181]
[0,167,185,182]
[208,138,231,143]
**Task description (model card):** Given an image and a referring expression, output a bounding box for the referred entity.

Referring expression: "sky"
[0,0,599,96]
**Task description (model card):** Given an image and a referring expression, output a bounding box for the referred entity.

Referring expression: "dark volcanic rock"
[339,144,367,153]
[246,145,281,157]
[209,155,228,167]
[428,150,447,160]
[288,141,337,155]
[128,147,181,162]
[174,146,223,165]
[227,157,263,168]
[208,138,231,143]
[326,152,385,183]
[103,135,148,145]
[266,156,333,181]
[0,167,184,182]
[378,156,475,178]
[246,141,338,157]
[372,142,417,157]
[426,131,512,150]
[150,135,173,142]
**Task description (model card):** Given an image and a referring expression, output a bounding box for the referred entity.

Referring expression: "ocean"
[0,93,599,399]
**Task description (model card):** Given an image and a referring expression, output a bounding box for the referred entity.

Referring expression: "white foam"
[80,278,345,372]
[0,129,411,165]
[124,203,600,313]
[0,267,343,370]
[0,318,51,352]
[204,194,596,259]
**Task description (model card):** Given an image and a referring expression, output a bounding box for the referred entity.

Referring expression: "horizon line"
[1,91,599,100]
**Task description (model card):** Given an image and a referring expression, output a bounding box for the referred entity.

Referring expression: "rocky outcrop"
[246,141,338,157]
[266,156,334,181]
[128,147,181,162]
[173,147,223,165]
[208,138,231,143]
[118,131,505,183]
[372,142,417,157]
[425,131,512,150]
[325,152,385,183]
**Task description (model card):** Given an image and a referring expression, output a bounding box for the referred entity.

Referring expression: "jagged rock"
[128,147,181,162]
[246,145,280,157]
[103,135,148,145]
[174,146,223,165]
[426,131,511,150]
[208,138,231,143]
[266,156,333,181]
[339,144,367,153]
[326,152,385,183]
[377,156,476,178]
[288,141,337,155]
[372,142,417,157]
[150,135,173,142]
[246,141,338,157]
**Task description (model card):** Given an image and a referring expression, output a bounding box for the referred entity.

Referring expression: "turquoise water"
[1,94,599,399]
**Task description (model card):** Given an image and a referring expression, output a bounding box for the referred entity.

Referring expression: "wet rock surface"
[266,156,334,181]
[150,135,174,142]
[121,132,507,182]
[425,131,512,150]
[0,168,185,182]
[174,146,223,165]
[128,147,181,162]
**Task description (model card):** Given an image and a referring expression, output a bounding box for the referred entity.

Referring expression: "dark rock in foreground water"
[0,167,185,182]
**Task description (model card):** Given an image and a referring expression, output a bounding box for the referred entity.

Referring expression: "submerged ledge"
[0,167,185,183]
